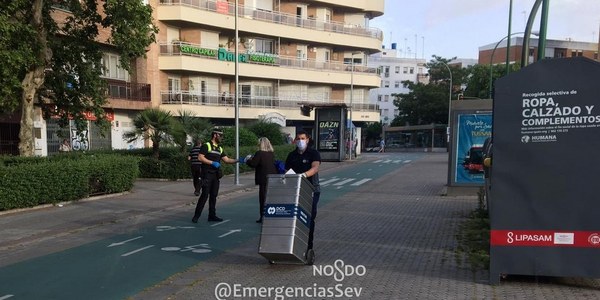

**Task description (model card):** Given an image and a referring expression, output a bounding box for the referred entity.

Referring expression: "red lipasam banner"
[491,230,600,247]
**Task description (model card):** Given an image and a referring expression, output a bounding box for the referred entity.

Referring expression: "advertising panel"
[454,114,492,184]
[318,121,339,151]
[489,57,600,284]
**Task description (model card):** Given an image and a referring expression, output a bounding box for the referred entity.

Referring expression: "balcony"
[160,42,380,87]
[104,79,151,102]
[160,90,379,112]
[158,0,382,40]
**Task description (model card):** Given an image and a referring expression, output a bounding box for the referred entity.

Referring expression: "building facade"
[1,0,385,156]
[478,37,599,65]
[367,44,427,125]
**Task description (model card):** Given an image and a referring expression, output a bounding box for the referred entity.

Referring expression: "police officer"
[285,130,321,250]
[192,129,243,223]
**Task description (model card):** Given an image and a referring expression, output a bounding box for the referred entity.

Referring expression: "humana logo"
[531,135,557,141]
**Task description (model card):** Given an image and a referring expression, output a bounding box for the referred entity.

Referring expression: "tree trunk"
[152,142,160,159]
[18,0,49,156]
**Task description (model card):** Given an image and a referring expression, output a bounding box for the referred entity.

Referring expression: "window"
[101,53,129,81]
[384,81,389,88]
[595,52,598,60]
[395,66,400,73]
[418,67,423,74]
[384,66,390,77]
[394,81,400,88]
[377,95,382,102]
[254,85,273,97]
[168,77,181,92]
[344,56,362,65]
[409,67,414,74]
[384,95,389,102]
[394,109,399,116]
[255,38,274,54]
[380,80,384,88]
[403,67,408,74]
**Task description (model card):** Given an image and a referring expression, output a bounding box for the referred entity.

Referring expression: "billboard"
[489,57,600,283]
[454,114,492,184]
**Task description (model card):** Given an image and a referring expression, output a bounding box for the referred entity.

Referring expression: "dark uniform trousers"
[308,191,321,250]
[193,172,220,219]
[191,164,202,194]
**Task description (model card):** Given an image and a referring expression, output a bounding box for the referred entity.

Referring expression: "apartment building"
[368,44,427,125]
[0,0,384,155]
[478,37,599,65]
[152,0,383,140]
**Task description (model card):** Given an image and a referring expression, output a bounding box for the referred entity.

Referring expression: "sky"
[369,0,600,60]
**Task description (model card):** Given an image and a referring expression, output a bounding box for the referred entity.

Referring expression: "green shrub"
[455,188,490,270]
[0,154,139,211]
[248,121,285,145]
[221,127,258,147]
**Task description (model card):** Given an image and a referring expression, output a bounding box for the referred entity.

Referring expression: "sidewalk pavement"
[132,153,600,300]
[2,154,600,299]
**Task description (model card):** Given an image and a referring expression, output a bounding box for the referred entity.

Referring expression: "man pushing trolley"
[258,130,321,265]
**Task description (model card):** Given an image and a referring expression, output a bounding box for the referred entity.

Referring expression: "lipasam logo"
[521,135,530,143]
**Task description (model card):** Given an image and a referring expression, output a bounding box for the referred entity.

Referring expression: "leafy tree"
[391,81,448,126]
[123,109,179,159]
[465,62,521,99]
[0,0,158,156]
[363,122,382,147]
[248,120,284,145]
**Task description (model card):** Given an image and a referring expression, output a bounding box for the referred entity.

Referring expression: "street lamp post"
[348,51,361,160]
[234,0,240,184]
[488,32,538,98]
[440,62,452,144]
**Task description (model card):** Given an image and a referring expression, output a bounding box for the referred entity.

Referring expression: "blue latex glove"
[211,161,221,169]
[238,157,246,164]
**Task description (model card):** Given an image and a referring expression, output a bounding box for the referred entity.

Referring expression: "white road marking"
[374,160,383,163]
[0,295,14,300]
[334,179,356,186]
[210,219,230,227]
[107,236,143,248]
[320,178,340,185]
[393,160,403,163]
[219,229,242,238]
[181,244,210,252]
[121,245,154,257]
[351,179,372,186]
[404,160,412,163]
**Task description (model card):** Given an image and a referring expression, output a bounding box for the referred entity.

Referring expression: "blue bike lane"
[0,153,422,300]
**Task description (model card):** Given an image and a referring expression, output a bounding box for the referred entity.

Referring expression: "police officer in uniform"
[285,130,321,250]
[192,129,243,223]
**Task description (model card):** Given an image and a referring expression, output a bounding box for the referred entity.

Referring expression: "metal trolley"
[258,174,316,265]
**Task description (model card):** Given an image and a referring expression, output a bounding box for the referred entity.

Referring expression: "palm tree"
[176,110,213,147]
[123,108,177,159]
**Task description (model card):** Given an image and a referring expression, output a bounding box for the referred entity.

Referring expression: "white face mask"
[296,139,307,151]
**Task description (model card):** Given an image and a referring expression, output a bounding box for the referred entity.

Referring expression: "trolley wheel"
[268,260,275,265]
[305,249,315,265]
